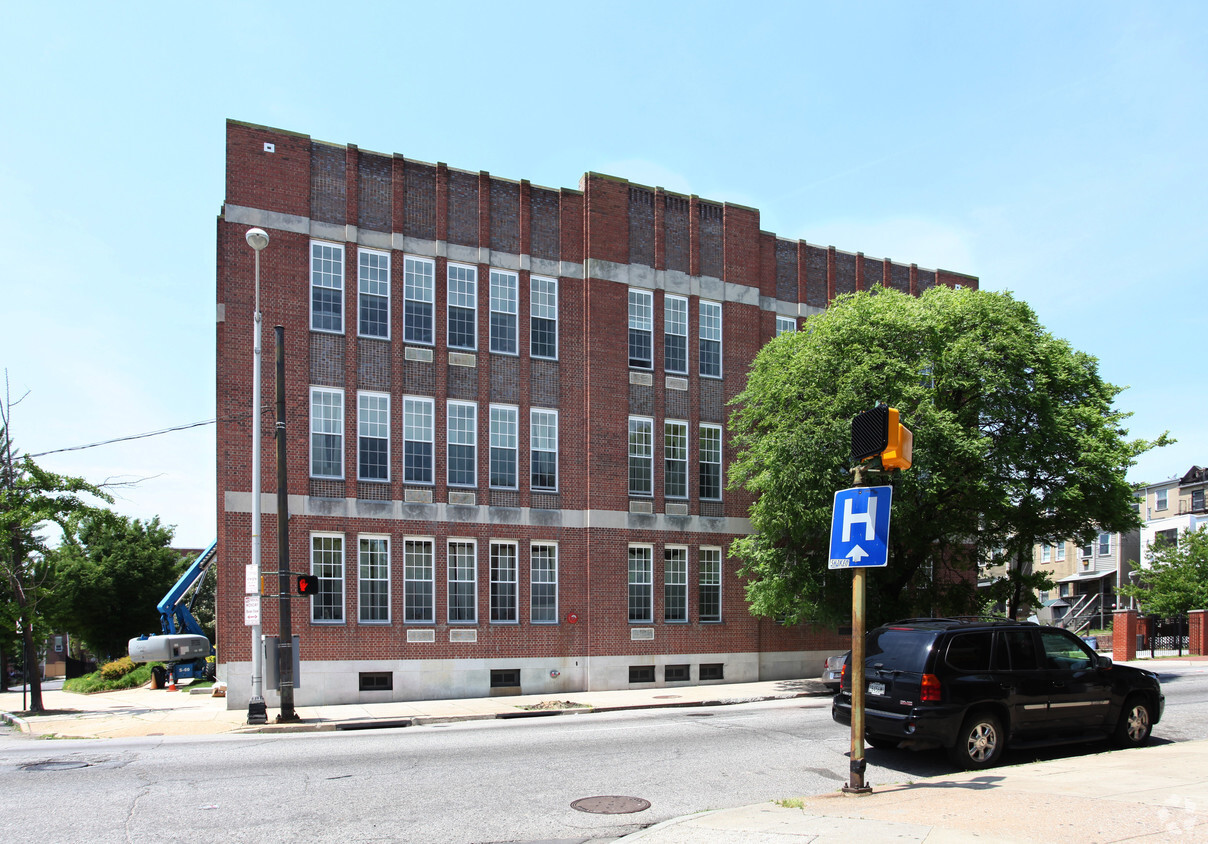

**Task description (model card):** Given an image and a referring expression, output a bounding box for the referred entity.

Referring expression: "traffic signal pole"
[843,463,872,795]
[274,326,298,723]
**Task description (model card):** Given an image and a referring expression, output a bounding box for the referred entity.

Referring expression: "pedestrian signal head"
[297,575,318,596]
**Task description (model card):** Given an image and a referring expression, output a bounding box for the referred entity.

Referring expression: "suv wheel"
[948,711,1005,769]
[1112,696,1153,748]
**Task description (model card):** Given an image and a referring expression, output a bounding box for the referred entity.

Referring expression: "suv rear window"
[945,631,994,671]
[867,628,936,673]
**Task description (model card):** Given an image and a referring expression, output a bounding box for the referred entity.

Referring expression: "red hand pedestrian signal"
[297,575,318,595]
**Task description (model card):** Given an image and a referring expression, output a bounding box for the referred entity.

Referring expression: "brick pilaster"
[1113,609,1138,662]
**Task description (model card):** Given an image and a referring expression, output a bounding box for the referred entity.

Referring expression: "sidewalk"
[4,662,1207,843]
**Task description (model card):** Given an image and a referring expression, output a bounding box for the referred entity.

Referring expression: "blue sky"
[2,2,1203,547]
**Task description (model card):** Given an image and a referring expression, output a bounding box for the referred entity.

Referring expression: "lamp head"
[245,227,270,252]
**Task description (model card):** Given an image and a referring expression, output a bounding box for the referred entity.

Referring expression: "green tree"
[1,389,109,712]
[728,287,1162,627]
[47,512,186,661]
[1119,527,1208,617]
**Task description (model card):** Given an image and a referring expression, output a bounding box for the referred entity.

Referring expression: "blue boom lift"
[128,541,217,684]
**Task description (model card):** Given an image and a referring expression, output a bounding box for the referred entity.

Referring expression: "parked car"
[832,617,1164,769]
[821,654,846,691]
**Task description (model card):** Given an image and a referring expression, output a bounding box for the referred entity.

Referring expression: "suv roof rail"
[884,615,1036,627]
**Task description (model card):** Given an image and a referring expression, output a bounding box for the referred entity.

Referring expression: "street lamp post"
[245,227,269,725]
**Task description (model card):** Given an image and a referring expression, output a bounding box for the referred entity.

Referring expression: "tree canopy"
[728,287,1160,627]
[1119,526,1208,617]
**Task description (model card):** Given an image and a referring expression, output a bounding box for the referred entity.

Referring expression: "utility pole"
[274,325,298,722]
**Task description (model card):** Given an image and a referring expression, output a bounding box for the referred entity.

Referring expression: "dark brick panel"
[629,188,655,267]
[664,388,689,419]
[489,356,520,403]
[358,338,391,391]
[862,259,883,290]
[776,240,798,303]
[310,144,347,225]
[357,482,391,501]
[310,479,345,499]
[806,246,828,307]
[531,188,560,261]
[834,252,857,296]
[700,379,724,423]
[531,360,559,407]
[891,263,911,293]
[490,180,520,254]
[448,170,479,248]
[664,196,689,274]
[310,333,345,386]
[629,382,654,417]
[699,203,723,280]
[404,162,437,241]
[403,357,436,395]
[917,269,937,292]
[447,364,477,400]
[357,153,391,233]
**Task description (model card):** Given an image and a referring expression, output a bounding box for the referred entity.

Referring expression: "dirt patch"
[518,700,591,711]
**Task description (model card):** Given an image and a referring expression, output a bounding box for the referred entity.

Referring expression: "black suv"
[832,617,1164,769]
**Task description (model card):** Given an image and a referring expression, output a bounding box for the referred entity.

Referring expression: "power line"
[26,410,263,458]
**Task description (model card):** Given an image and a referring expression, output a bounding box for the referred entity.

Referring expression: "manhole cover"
[571,796,651,815]
[22,761,91,772]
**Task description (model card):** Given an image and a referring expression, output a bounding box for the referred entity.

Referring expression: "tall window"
[1041,545,1051,563]
[489,269,518,354]
[311,533,344,622]
[664,421,688,499]
[358,536,390,623]
[490,405,518,489]
[629,416,653,496]
[776,315,796,336]
[700,424,722,500]
[699,300,722,377]
[448,540,477,623]
[447,401,477,488]
[531,275,558,359]
[490,541,518,623]
[530,409,558,491]
[664,295,688,374]
[1156,488,1168,510]
[404,256,435,345]
[1055,543,1066,562]
[358,249,390,339]
[447,263,477,350]
[531,543,558,624]
[403,397,434,484]
[357,392,389,482]
[664,546,688,622]
[699,547,721,622]
[310,387,343,479]
[404,539,434,623]
[1098,532,1112,555]
[628,545,653,622]
[629,289,653,369]
[310,241,343,333]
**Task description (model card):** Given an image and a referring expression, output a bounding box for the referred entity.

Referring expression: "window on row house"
[530,409,558,491]
[404,539,434,623]
[490,269,518,354]
[312,533,345,622]
[629,416,653,496]
[490,405,519,489]
[358,249,390,339]
[1041,545,1051,563]
[530,543,558,623]
[448,540,477,623]
[531,275,558,359]
[699,300,722,378]
[1098,532,1112,555]
[447,401,477,487]
[448,263,477,350]
[491,541,518,622]
[404,397,434,484]
[310,387,344,479]
[664,295,688,374]
[311,241,344,333]
[629,289,653,369]
[699,424,722,500]
[664,421,687,499]
[1055,543,1066,561]
[628,544,722,624]
[358,392,390,481]
[359,536,390,623]
[1156,488,1168,510]
[776,315,797,335]
[404,256,435,344]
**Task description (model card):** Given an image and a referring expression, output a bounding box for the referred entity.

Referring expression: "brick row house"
[216,120,978,707]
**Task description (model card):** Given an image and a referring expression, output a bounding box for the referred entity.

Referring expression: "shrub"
[100,657,136,680]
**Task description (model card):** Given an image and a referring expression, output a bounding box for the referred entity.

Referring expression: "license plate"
[867,681,885,696]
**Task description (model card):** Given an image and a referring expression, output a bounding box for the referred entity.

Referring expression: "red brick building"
[216,119,978,707]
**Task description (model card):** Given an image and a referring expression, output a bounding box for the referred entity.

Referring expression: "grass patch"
[776,798,806,810]
[64,662,158,694]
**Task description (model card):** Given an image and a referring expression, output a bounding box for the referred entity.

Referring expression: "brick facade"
[216,119,979,707]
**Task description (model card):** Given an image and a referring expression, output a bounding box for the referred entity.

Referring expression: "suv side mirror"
[1097,655,1113,670]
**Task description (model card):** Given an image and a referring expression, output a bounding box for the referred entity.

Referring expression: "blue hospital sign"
[828,486,892,569]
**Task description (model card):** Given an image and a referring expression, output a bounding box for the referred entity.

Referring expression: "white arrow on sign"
[847,545,869,563]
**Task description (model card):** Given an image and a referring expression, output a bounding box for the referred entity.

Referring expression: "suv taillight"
[921,673,942,702]
[840,662,848,689]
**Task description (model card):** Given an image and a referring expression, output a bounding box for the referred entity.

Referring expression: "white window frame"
[403,396,435,485]
[447,400,477,488]
[403,537,435,624]
[628,544,654,623]
[447,539,478,624]
[1055,543,1066,562]
[1098,532,1112,556]
[664,545,688,623]
[310,532,344,623]
[357,391,390,482]
[664,420,688,499]
[699,299,722,378]
[530,542,558,624]
[629,416,654,497]
[490,540,519,624]
[700,423,723,501]
[489,404,519,490]
[629,288,654,369]
[489,268,519,355]
[530,408,558,492]
[310,386,344,480]
[1156,488,1168,510]
[357,534,391,624]
[699,546,722,622]
[1041,544,1051,563]
[776,315,796,336]
[403,255,435,346]
[357,248,390,340]
[664,294,688,375]
[447,262,478,351]
[310,240,344,334]
[530,275,558,360]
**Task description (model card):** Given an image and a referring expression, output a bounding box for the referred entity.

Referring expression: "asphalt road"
[2,664,1206,844]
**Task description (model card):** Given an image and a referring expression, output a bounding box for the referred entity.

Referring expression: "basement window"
[699,663,724,681]
[359,672,392,692]
[664,664,690,682]
[490,668,521,689]
[629,665,656,684]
